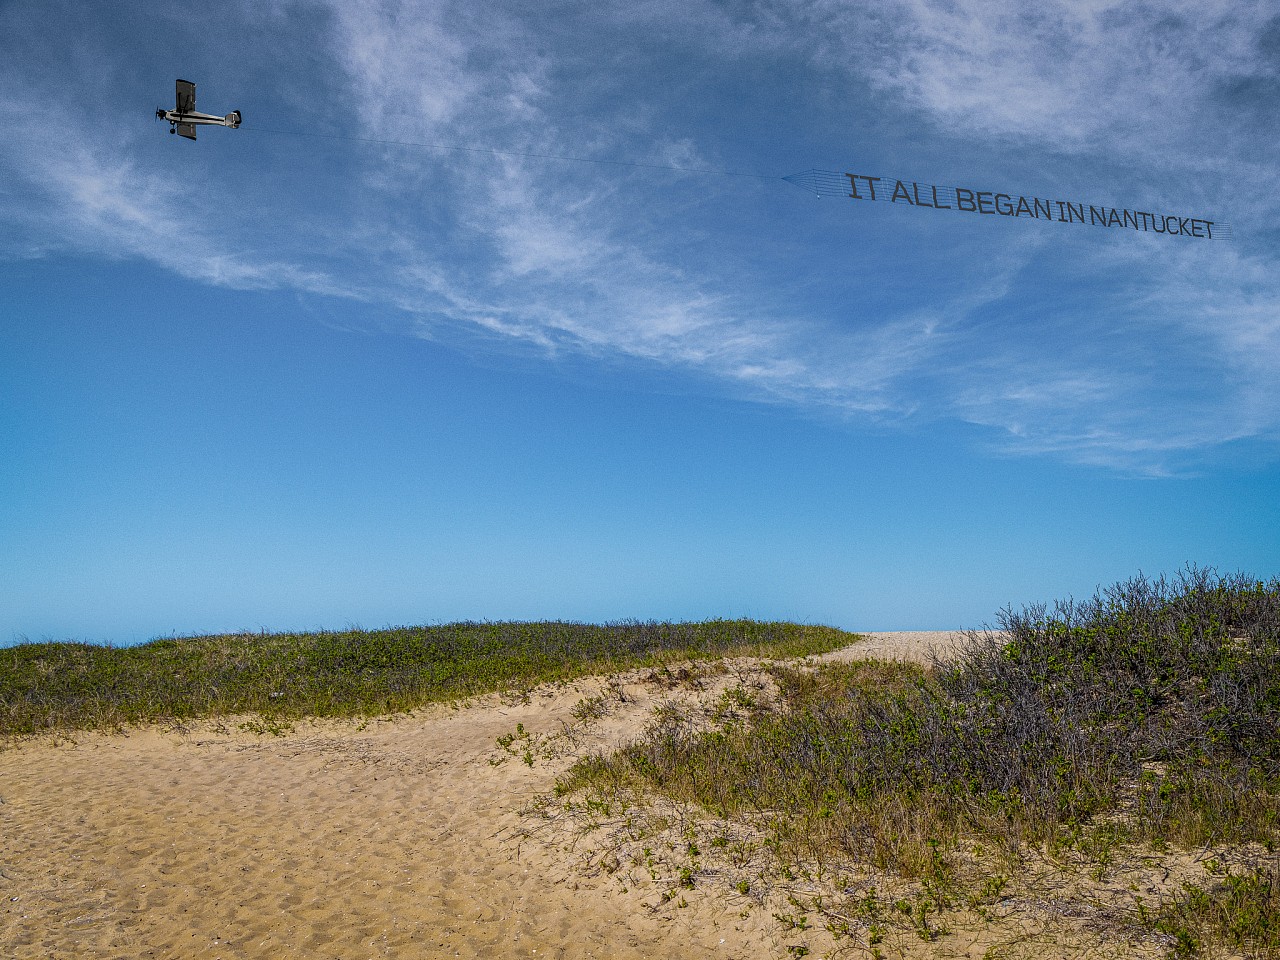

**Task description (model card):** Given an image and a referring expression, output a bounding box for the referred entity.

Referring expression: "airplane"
[156,79,241,140]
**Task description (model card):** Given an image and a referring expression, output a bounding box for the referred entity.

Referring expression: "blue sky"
[2,0,1277,644]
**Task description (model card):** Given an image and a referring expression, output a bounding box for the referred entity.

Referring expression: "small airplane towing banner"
[151,79,1227,243]
[783,169,1231,241]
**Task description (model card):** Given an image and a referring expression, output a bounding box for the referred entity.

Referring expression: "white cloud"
[302,1,982,418]
[850,0,1274,153]
[256,0,1280,471]
[327,0,482,137]
[0,113,340,297]
[1,0,1276,474]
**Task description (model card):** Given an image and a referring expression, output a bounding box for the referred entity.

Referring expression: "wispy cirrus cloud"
[0,117,341,297]
[844,0,1277,155]
[308,1,991,413]
[1,0,1276,474]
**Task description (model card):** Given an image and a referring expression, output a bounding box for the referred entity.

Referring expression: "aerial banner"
[784,170,1231,241]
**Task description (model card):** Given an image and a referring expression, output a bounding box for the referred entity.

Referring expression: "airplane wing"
[175,79,196,114]
[177,122,197,140]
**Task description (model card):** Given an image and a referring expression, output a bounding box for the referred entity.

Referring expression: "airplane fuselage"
[157,109,241,127]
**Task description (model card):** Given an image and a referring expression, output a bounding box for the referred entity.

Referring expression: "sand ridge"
[1,631,1140,959]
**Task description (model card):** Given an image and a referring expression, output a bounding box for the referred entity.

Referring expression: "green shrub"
[566,568,1280,874]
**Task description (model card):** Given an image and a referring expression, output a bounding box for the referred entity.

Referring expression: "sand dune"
[3,631,1141,960]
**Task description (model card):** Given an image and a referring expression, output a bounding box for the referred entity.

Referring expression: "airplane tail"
[225,111,242,128]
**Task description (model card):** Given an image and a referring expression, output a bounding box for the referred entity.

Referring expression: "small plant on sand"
[237,716,294,737]
[569,693,610,725]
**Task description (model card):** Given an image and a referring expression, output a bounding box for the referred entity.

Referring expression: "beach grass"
[0,619,855,737]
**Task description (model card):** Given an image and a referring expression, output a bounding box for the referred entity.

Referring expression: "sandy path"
[814,630,970,664]
[0,633,962,959]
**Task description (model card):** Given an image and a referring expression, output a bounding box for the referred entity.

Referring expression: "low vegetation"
[9,568,1278,955]
[0,619,854,736]
[1151,858,1280,958]
[560,568,1280,956]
